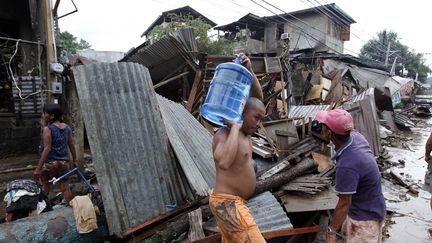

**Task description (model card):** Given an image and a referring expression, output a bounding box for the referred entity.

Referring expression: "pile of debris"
[68,61,336,242]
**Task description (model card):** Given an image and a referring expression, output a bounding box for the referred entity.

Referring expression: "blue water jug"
[200,58,253,126]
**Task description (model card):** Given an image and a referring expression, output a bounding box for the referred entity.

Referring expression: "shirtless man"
[209,97,266,243]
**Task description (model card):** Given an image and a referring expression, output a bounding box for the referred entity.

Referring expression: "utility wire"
[312,0,403,61]
[306,0,399,59]
[8,39,51,100]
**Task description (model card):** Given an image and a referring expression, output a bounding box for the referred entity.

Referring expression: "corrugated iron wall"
[289,105,330,126]
[73,62,195,237]
[157,95,215,196]
[12,76,46,117]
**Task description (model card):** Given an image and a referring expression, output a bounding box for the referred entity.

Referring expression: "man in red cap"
[315,109,386,243]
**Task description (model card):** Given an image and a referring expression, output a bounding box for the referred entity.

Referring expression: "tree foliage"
[59,31,91,54]
[147,14,234,55]
[360,30,431,81]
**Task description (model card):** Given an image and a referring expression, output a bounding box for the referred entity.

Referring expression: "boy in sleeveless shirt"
[34,104,78,204]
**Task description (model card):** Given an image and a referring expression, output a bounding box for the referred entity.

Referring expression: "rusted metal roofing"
[248,191,293,232]
[288,105,330,126]
[157,95,216,196]
[73,62,195,237]
[123,28,198,83]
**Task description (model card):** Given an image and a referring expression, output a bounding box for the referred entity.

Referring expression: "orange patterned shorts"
[209,193,265,243]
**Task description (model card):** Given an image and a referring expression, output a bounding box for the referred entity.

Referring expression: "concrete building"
[215,3,356,55]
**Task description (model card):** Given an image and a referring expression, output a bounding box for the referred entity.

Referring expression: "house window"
[276,23,284,40]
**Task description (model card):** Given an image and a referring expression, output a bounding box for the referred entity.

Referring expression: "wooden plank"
[154,71,190,89]
[122,202,198,237]
[252,143,274,158]
[312,152,332,172]
[187,70,203,112]
[264,57,282,74]
[281,188,338,213]
[193,226,320,243]
[188,208,206,242]
[258,143,317,180]
[258,123,278,157]
[0,165,37,175]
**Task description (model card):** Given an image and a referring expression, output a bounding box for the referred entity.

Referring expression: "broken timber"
[258,138,319,180]
[255,157,317,195]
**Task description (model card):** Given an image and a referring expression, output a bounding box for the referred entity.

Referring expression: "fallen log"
[138,206,212,243]
[255,157,317,195]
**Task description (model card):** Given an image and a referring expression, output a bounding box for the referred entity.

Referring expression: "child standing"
[34,104,76,204]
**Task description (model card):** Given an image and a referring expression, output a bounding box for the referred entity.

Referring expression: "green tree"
[147,14,234,55]
[59,31,91,54]
[360,30,431,81]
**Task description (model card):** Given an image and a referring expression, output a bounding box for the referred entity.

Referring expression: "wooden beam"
[188,208,206,242]
[258,123,278,157]
[122,201,198,237]
[187,70,203,112]
[153,71,190,89]
[192,226,321,243]
[0,165,37,175]
[41,0,56,102]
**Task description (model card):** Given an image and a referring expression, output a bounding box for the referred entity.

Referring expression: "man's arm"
[327,195,352,243]
[239,53,263,101]
[213,122,241,170]
[425,132,432,161]
[34,127,52,180]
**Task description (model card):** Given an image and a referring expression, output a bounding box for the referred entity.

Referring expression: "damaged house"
[0,0,57,157]
[215,3,355,55]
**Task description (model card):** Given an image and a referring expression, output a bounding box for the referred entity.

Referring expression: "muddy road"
[382,117,432,243]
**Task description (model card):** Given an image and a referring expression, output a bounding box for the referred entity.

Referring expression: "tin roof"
[248,191,293,232]
[123,28,198,83]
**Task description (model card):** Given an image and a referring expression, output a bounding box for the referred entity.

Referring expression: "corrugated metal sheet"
[394,112,415,128]
[288,105,330,126]
[248,191,293,232]
[12,76,46,117]
[123,28,198,83]
[157,95,215,196]
[73,62,195,237]
[347,87,374,103]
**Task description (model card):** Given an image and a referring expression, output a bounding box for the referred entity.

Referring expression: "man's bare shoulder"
[212,127,230,148]
[213,127,229,142]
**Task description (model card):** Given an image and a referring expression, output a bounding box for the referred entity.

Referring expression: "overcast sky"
[57,0,432,67]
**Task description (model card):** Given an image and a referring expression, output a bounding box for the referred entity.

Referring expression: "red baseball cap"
[315,109,354,135]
